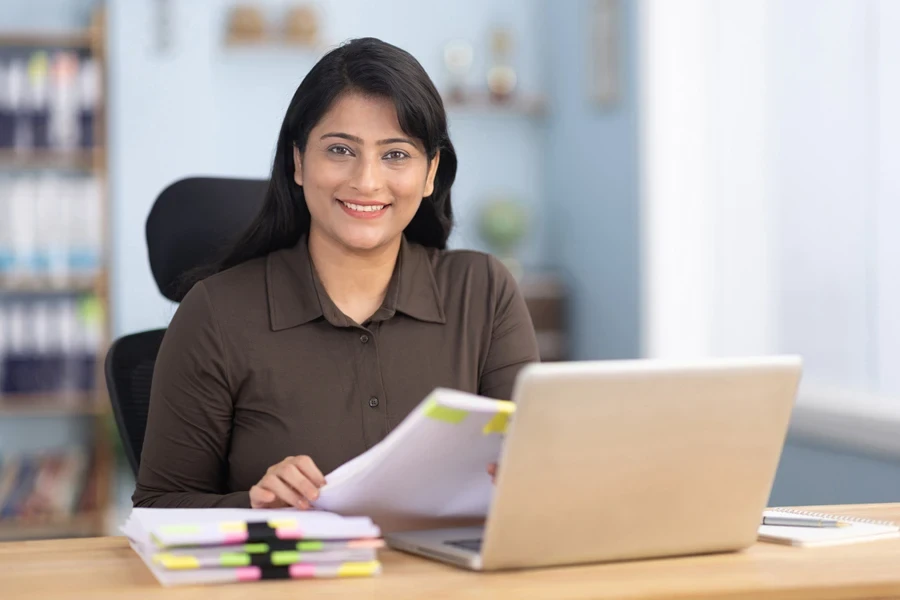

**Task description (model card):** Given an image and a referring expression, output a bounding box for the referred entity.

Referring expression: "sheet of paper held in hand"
[314,388,514,531]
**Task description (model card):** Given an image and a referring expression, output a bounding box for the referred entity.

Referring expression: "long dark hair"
[182,37,457,295]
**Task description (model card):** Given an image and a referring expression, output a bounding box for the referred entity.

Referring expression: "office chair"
[104,176,267,476]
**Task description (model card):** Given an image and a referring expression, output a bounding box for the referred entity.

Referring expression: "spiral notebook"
[758,509,900,547]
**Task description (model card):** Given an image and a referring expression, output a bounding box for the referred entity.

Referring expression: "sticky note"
[338,561,380,577]
[219,522,246,533]
[483,412,511,434]
[423,397,468,423]
[220,552,251,567]
[154,554,201,570]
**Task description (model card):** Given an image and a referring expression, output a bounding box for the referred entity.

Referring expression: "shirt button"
[360,334,369,344]
[368,397,379,408]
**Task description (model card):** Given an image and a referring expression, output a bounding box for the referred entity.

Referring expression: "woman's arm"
[478,255,541,400]
[132,281,250,508]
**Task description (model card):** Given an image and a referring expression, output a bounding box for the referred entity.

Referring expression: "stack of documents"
[122,508,383,586]
[315,388,513,530]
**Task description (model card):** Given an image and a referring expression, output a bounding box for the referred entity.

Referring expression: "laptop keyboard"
[445,538,483,552]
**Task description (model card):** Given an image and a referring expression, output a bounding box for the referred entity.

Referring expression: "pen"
[761,515,846,528]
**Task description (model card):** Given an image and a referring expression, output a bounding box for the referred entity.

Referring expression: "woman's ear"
[293,145,304,186]
[424,150,441,197]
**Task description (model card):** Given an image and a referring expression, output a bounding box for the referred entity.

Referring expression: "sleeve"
[132,281,251,508]
[478,254,541,400]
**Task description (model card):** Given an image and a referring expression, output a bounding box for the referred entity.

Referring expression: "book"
[758,509,900,547]
[314,388,513,531]
[122,508,383,586]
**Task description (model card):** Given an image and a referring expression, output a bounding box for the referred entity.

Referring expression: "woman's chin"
[336,229,395,253]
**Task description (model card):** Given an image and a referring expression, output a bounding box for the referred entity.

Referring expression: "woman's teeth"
[340,200,387,212]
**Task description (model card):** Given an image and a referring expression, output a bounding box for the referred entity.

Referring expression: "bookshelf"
[0,7,113,541]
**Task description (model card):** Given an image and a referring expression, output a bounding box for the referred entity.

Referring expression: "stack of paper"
[315,388,513,531]
[122,508,383,586]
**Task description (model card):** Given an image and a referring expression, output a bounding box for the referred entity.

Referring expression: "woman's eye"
[385,151,409,160]
[328,145,352,156]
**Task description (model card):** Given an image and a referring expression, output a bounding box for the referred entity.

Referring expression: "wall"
[108,0,547,337]
[771,440,900,506]
[0,0,99,30]
[541,0,641,360]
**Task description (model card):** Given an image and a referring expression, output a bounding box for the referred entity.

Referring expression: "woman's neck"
[307,228,401,324]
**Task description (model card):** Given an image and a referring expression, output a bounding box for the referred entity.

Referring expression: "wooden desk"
[3,504,900,599]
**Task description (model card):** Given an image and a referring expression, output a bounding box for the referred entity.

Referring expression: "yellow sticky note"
[423,397,468,424]
[494,400,515,413]
[267,519,298,529]
[337,561,380,577]
[219,522,246,534]
[483,411,512,434]
[153,554,201,570]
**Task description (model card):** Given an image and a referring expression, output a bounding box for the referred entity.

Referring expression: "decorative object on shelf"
[283,4,320,48]
[223,3,325,50]
[442,39,474,104]
[588,0,620,107]
[477,195,529,280]
[224,4,267,46]
[486,26,517,103]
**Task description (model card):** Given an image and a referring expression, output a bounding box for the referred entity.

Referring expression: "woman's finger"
[289,455,326,487]
[262,472,308,508]
[277,462,321,503]
[249,485,281,508]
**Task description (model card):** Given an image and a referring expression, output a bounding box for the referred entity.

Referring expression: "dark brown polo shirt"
[133,235,540,508]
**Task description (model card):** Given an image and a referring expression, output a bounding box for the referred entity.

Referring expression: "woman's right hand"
[249,455,326,509]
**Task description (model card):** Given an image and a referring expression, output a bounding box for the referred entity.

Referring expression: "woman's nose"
[349,155,384,195]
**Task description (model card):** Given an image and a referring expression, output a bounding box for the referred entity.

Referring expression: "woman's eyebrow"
[320,132,416,146]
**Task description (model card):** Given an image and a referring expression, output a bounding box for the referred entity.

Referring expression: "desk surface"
[3,504,900,600]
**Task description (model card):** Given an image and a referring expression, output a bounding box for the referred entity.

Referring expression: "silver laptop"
[385,356,802,571]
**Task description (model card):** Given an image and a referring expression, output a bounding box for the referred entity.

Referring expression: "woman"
[133,37,539,510]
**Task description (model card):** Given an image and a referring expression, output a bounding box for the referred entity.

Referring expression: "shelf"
[0,30,94,49]
[0,149,99,172]
[0,275,102,295]
[0,512,101,541]
[0,393,102,417]
[443,92,548,118]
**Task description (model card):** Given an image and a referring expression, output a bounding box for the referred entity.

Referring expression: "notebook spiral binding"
[774,508,897,527]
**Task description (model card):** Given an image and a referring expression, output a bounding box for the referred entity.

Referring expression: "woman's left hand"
[487,462,498,483]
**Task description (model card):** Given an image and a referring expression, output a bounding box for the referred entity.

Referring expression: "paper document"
[122,507,382,586]
[314,388,513,530]
[758,509,900,547]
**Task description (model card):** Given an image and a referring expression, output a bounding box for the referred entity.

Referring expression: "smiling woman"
[132,37,540,512]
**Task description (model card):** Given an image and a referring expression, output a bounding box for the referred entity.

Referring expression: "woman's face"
[294,92,440,254]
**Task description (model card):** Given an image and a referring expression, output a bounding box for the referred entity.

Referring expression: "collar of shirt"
[265,234,447,330]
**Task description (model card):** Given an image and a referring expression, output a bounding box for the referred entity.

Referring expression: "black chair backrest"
[104,329,167,475]
[146,177,268,302]
[106,177,267,476]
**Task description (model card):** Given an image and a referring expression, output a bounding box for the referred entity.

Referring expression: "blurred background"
[0,0,897,540]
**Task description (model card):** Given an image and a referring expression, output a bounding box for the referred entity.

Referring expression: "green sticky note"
[423,397,468,424]
[220,552,250,567]
[244,543,269,554]
[296,541,323,551]
[271,551,300,566]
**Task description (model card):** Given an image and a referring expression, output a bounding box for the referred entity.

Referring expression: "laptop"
[385,355,802,571]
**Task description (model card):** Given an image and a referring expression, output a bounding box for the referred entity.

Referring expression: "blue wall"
[0,0,99,30]
[542,0,641,360]
[771,439,900,506]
